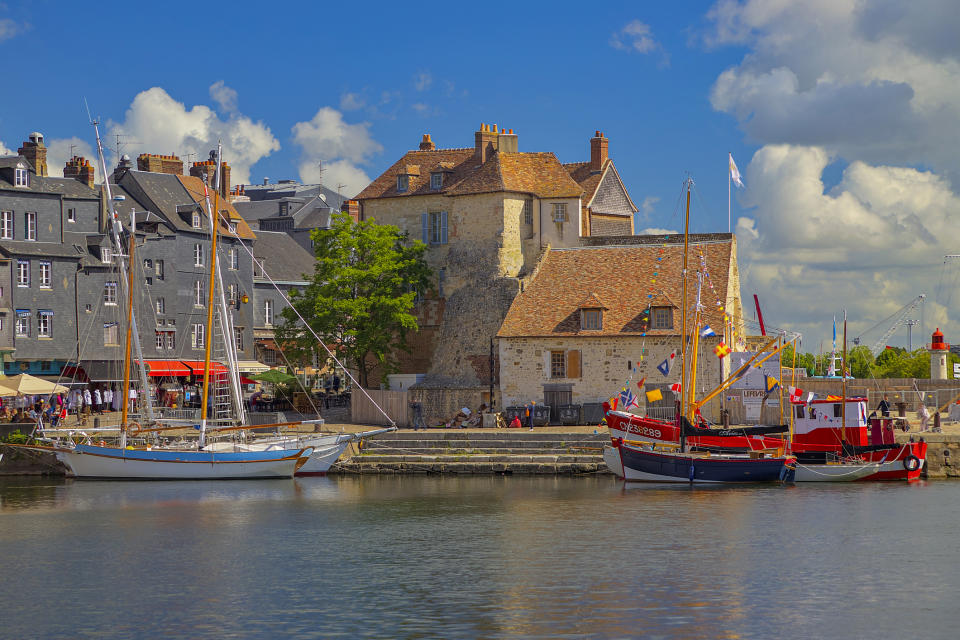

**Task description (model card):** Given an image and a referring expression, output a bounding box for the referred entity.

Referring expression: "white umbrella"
[0,374,70,396]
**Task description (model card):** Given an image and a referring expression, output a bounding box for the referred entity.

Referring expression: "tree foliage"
[275,213,433,389]
[781,343,960,379]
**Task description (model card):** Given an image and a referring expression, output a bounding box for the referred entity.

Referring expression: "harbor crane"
[852,294,926,354]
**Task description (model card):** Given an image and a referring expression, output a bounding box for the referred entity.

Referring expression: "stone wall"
[409,385,491,426]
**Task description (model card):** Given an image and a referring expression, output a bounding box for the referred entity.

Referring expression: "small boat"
[607,438,789,483]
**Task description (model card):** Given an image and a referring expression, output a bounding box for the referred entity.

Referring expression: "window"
[264,300,274,327]
[39,261,51,288]
[14,168,29,187]
[253,257,266,278]
[234,327,244,351]
[156,260,164,280]
[104,323,119,346]
[101,247,112,263]
[651,307,673,329]
[67,208,76,223]
[192,211,202,228]
[228,221,238,233]
[37,311,52,338]
[85,303,92,313]
[24,212,36,240]
[156,332,164,349]
[1,211,12,239]
[552,203,567,223]
[16,312,30,337]
[422,211,448,245]
[145,276,152,286]
[523,199,533,225]
[438,268,446,298]
[430,173,442,190]
[550,350,566,378]
[191,323,205,349]
[194,280,204,306]
[166,331,175,350]
[16,260,29,287]
[103,281,118,305]
[397,174,409,192]
[229,248,238,270]
[833,404,843,418]
[41,360,51,371]
[143,258,152,269]
[156,297,165,315]
[581,309,602,330]
[227,283,237,304]
[194,243,204,266]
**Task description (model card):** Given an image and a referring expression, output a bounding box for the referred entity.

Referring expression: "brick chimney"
[419,134,436,151]
[474,123,499,164]
[190,151,231,198]
[63,156,95,189]
[137,153,183,175]
[590,131,608,173]
[18,132,48,177]
[341,199,360,223]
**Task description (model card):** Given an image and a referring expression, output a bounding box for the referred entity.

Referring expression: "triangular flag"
[636,376,646,390]
[700,325,717,338]
[656,358,670,376]
[764,375,779,393]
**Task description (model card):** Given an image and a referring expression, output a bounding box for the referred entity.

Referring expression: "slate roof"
[0,241,86,259]
[357,148,584,201]
[241,182,347,207]
[250,230,315,282]
[117,171,195,232]
[0,157,98,198]
[497,240,734,338]
[233,195,334,231]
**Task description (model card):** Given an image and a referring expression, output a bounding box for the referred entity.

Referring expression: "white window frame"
[156,297,165,315]
[16,314,30,337]
[101,247,112,263]
[192,323,205,349]
[39,261,51,289]
[0,211,12,239]
[166,331,175,350]
[229,248,238,270]
[104,281,118,305]
[194,243,204,267]
[264,299,274,327]
[104,323,119,346]
[194,280,204,306]
[228,221,238,233]
[234,327,244,351]
[156,260,164,279]
[552,203,567,223]
[156,332,164,349]
[14,168,29,187]
[192,211,202,228]
[67,207,76,223]
[24,211,36,241]
[37,313,51,338]
[16,260,29,287]
[228,283,237,304]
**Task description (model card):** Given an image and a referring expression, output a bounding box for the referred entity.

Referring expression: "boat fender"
[902,455,921,472]
[688,464,695,482]
[779,460,796,484]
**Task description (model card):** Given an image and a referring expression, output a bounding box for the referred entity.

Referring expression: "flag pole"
[728,152,731,233]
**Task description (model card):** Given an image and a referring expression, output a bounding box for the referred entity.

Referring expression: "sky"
[2,0,959,352]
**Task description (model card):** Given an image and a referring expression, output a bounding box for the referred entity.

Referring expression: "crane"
[852,294,926,354]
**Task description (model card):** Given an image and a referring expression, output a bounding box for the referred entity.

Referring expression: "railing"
[644,406,676,421]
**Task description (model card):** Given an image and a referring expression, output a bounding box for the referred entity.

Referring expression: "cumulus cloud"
[640,196,660,216]
[638,227,680,236]
[704,0,960,346]
[291,107,383,197]
[0,139,12,155]
[108,86,280,186]
[209,80,238,114]
[610,20,669,65]
[413,71,432,91]
[0,17,24,42]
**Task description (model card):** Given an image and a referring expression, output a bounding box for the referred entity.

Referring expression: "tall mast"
[199,178,220,446]
[841,309,848,443]
[685,270,702,422]
[90,117,154,424]
[120,230,135,447]
[679,178,692,422]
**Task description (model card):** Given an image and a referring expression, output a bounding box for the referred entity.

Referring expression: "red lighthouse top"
[930,328,949,351]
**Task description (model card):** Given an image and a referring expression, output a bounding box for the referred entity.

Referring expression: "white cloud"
[0,139,12,155]
[291,107,383,197]
[45,137,99,180]
[640,196,660,216]
[704,0,960,347]
[610,20,669,65]
[108,86,280,186]
[638,227,680,235]
[0,17,24,42]
[209,81,238,114]
[413,71,432,91]
[340,92,365,111]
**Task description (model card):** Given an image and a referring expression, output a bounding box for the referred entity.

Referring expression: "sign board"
[954,363,960,378]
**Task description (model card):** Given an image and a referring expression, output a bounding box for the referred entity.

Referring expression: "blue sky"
[3,0,960,350]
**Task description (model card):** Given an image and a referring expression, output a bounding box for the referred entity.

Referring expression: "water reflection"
[0,476,957,639]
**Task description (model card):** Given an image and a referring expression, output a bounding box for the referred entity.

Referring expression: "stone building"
[354,125,639,421]
[497,234,744,422]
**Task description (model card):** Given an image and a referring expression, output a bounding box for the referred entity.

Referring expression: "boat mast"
[198,177,220,447]
[841,309,848,444]
[679,178,692,424]
[685,270,703,422]
[120,230,136,445]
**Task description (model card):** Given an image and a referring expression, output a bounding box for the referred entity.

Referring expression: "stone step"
[354,454,604,464]
[369,431,608,442]
[331,460,612,475]
[362,447,604,456]
[362,440,606,451]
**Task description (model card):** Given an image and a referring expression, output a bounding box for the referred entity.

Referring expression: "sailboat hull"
[792,462,882,482]
[611,441,787,483]
[52,444,309,479]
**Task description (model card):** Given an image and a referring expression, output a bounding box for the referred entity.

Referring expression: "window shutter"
[567,350,581,378]
[421,213,429,243]
[440,211,448,244]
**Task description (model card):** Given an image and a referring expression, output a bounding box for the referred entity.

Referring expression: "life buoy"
[126,422,141,436]
[902,455,920,472]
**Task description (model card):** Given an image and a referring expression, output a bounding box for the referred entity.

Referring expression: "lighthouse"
[928,328,949,379]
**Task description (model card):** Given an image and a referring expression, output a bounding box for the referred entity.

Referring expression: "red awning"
[61,365,89,382]
[180,361,229,375]
[141,360,191,377]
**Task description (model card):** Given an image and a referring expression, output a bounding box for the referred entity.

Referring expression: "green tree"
[846,345,875,379]
[275,213,433,389]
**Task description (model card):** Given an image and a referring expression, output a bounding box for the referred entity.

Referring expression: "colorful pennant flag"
[764,375,779,393]
[608,395,619,411]
[620,389,639,409]
[645,388,663,403]
[636,376,646,390]
[825,395,842,401]
[714,342,731,358]
[700,325,717,338]
[670,382,682,393]
[656,358,671,376]
[788,386,804,403]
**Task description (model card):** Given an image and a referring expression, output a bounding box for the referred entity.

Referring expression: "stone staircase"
[332,430,613,475]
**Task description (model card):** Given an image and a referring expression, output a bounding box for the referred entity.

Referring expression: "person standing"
[878,395,891,418]
[93,387,103,415]
[83,388,93,416]
[103,387,113,413]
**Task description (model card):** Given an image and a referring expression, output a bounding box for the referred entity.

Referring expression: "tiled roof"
[178,175,257,240]
[564,160,606,205]
[356,149,583,200]
[497,240,734,338]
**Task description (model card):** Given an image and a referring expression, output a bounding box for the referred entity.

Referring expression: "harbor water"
[1,475,958,639]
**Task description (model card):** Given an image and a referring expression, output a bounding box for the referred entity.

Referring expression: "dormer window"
[192,211,202,228]
[101,247,112,264]
[581,308,602,330]
[397,175,409,192]
[14,168,29,187]
[430,172,442,190]
[651,306,673,330]
[228,221,238,233]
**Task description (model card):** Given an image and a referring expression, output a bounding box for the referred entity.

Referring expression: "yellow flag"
[645,388,663,403]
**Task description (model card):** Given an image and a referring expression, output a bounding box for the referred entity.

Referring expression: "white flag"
[729,153,744,188]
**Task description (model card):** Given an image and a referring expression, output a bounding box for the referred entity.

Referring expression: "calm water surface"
[1,475,958,639]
